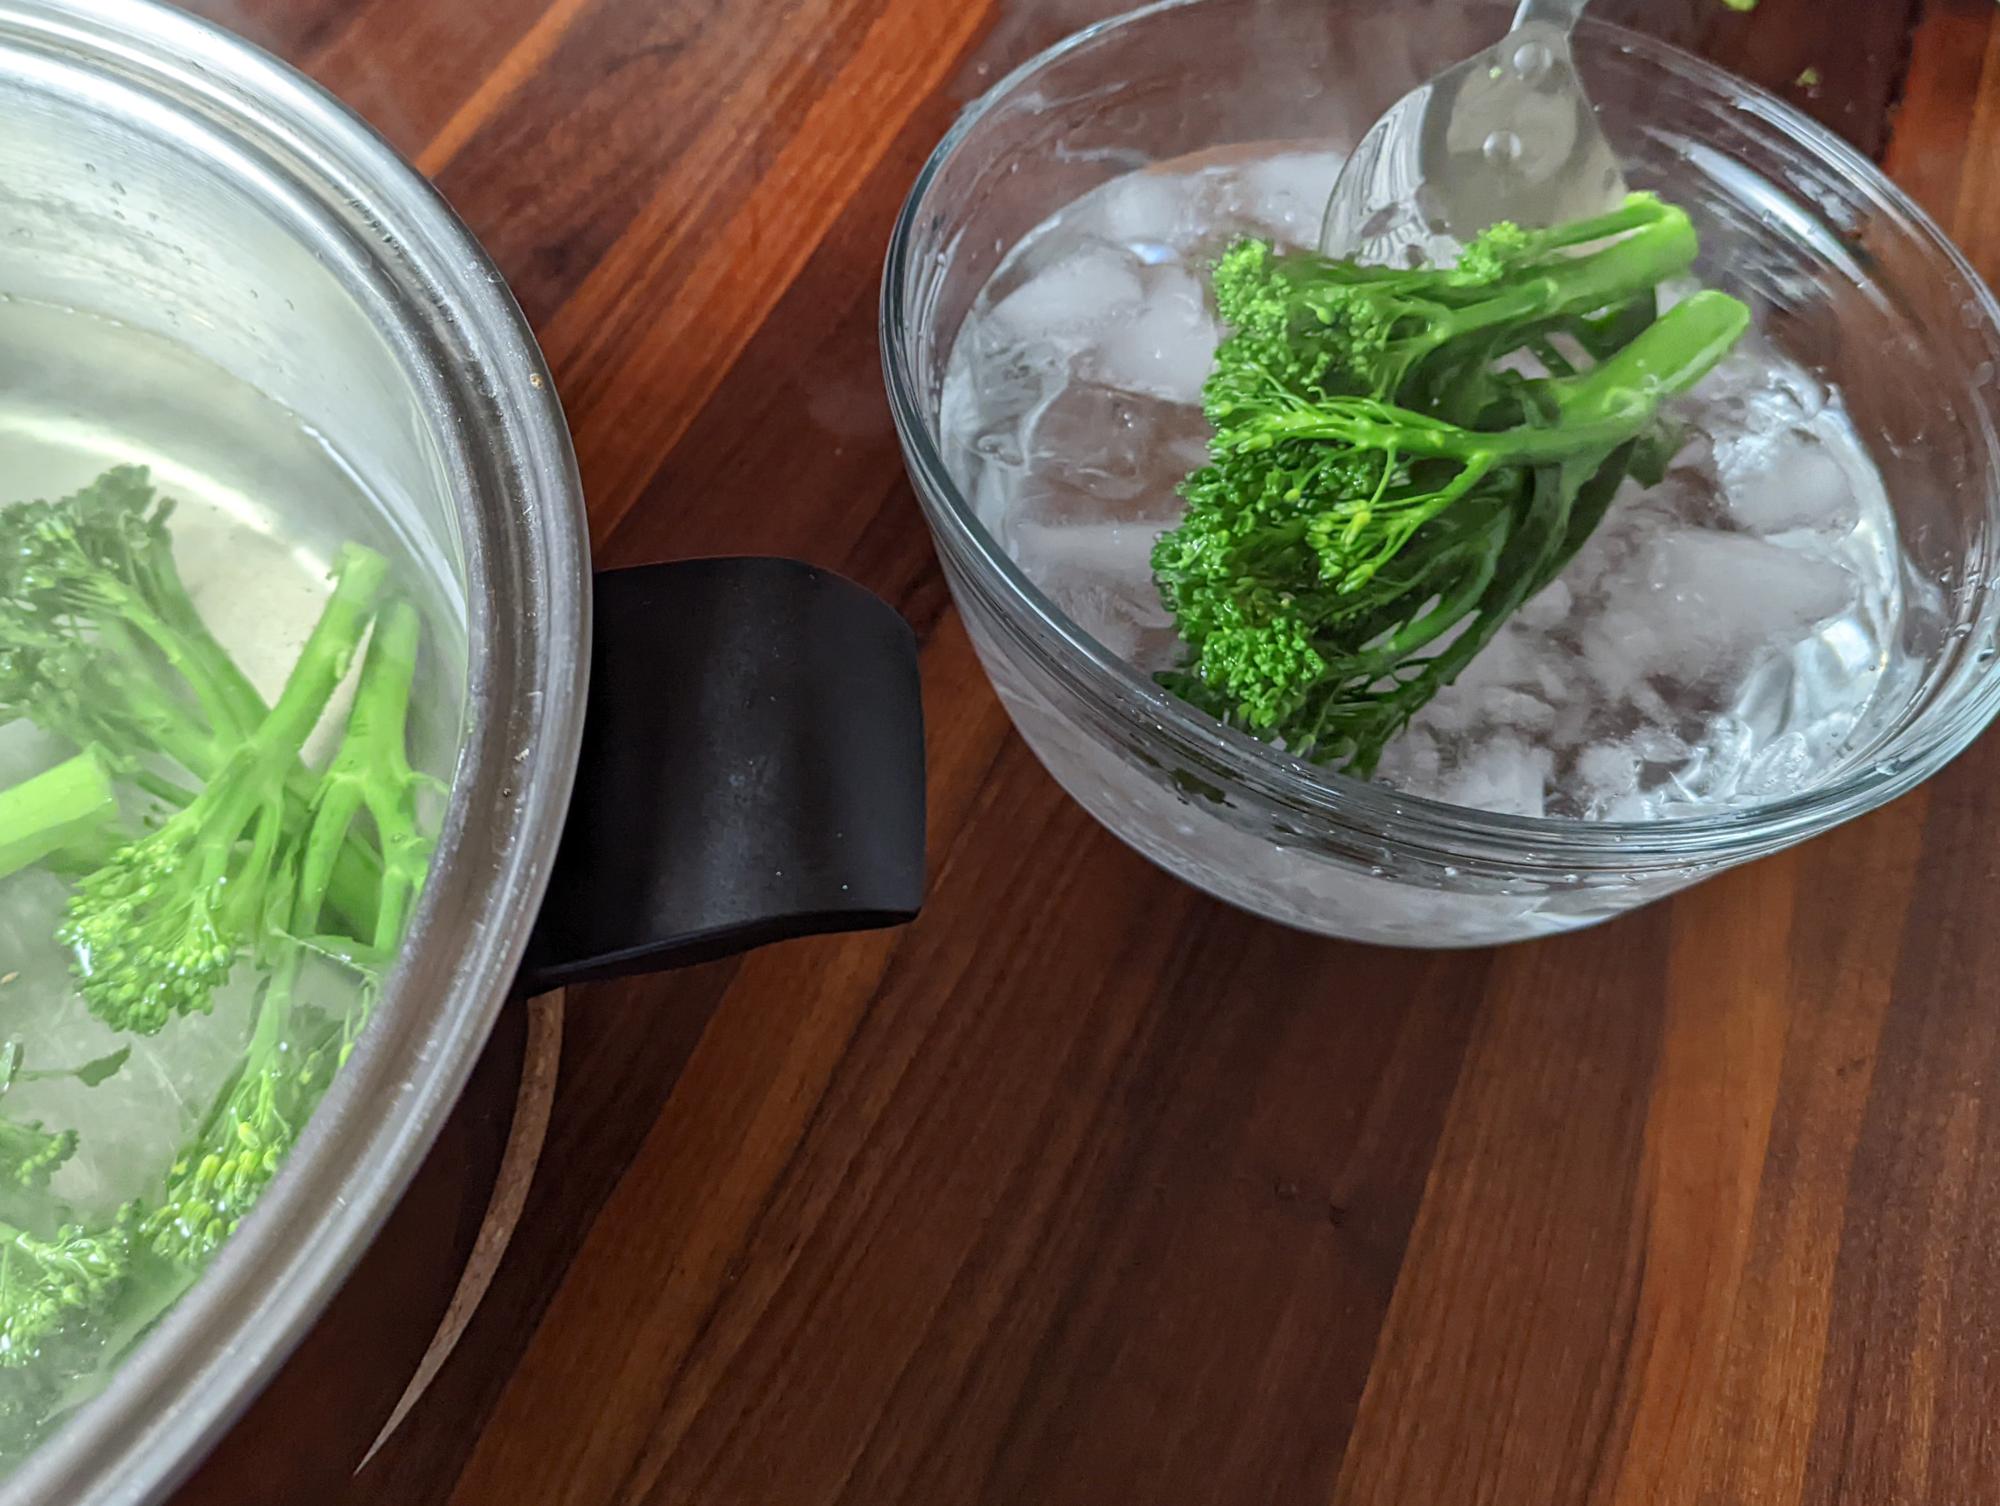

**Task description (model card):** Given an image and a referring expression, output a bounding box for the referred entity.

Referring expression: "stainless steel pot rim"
[0,3,589,1502]
[881,0,2000,874]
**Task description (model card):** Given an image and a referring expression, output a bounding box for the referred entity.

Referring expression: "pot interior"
[0,2,586,1498]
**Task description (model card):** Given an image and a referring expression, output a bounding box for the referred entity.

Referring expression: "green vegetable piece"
[147,595,436,1267]
[0,466,387,924]
[0,1214,131,1368]
[0,1042,131,1092]
[298,602,439,960]
[0,468,255,787]
[140,947,336,1268]
[0,1119,76,1193]
[59,545,389,1034]
[1153,195,1750,774]
[68,1047,131,1089]
[0,749,118,883]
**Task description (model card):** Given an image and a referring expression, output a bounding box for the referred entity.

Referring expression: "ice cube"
[1437,736,1551,818]
[1416,679,1557,741]
[1743,730,1816,794]
[1375,723,1444,790]
[1575,742,1642,815]
[1089,268,1218,405]
[968,462,1020,536]
[1720,429,1860,535]
[939,327,1070,474]
[1588,528,1858,690]
[991,242,1145,340]
[1514,577,1574,632]
[1009,520,1178,666]
[1668,713,1759,802]
[1235,151,1345,244]
[1027,380,1208,521]
[1092,170,1192,258]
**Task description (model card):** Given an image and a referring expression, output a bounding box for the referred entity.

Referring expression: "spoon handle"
[1512,0,1588,33]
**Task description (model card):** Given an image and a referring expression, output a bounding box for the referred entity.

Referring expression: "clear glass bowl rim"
[881,0,2000,873]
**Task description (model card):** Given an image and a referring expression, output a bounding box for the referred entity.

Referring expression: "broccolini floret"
[59,546,389,1034]
[0,467,385,917]
[146,597,434,1265]
[140,932,337,1268]
[0,1039,132,1194]
[1153,195,1750,774]
[0,1121,76,1194]
[0,468,255,789]
[0,1213,132,1368]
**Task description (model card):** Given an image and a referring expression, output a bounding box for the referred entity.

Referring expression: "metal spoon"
[1318,0,1626,265]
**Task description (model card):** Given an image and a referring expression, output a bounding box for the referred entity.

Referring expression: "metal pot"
[0,2,928,1501]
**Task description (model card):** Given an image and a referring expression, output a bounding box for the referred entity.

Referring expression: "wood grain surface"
[158,1,2000,1502]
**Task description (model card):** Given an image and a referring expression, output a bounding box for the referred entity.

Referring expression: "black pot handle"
[518,557,926,993]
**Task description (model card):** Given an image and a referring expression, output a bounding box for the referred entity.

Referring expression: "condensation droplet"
[1513,41,1553,80]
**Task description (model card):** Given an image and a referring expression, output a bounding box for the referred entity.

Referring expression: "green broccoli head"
[0,467,257,783]
[0,1118,78,1195]
[1154,201,1748,773]
[60,832,245,1035]
[143,1024,334,1269]
[1452,220,1533,285]
[0,1214,132,1369]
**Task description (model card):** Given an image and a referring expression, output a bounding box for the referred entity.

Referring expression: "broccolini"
[148,600,434,1264]
[1152,193,1751,774]
[58,545,389,1035]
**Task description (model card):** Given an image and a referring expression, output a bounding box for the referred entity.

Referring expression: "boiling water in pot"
[0,296,463,1460]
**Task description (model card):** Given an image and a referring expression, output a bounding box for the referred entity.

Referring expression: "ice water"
[0,296,460,1451]
[939,148,1933,820]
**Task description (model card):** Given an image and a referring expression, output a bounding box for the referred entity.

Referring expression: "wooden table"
[163,1,2000,1501]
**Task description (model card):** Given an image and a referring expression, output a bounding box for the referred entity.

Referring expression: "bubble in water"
[1483,130,1525,169]
[1513,41,1553,80]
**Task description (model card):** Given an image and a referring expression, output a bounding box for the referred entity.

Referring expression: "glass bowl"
[882,0,2000,946]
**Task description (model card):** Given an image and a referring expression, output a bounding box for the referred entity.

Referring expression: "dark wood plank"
[435,744,1489,1506]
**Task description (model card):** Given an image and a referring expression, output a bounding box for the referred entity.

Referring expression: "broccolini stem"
[1515,209,1699,321]
[92,588,251,752]
[1547,290,1752,430]
[1523,195,1683,252]
[1417,210,1700,356]
[299,600,432,951]
[87,620,233,778]
[1253,292,1751,468]
[0,750,118,882]
[183,546,388,915]
[258,546,390,756]
[133,523,271,739]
